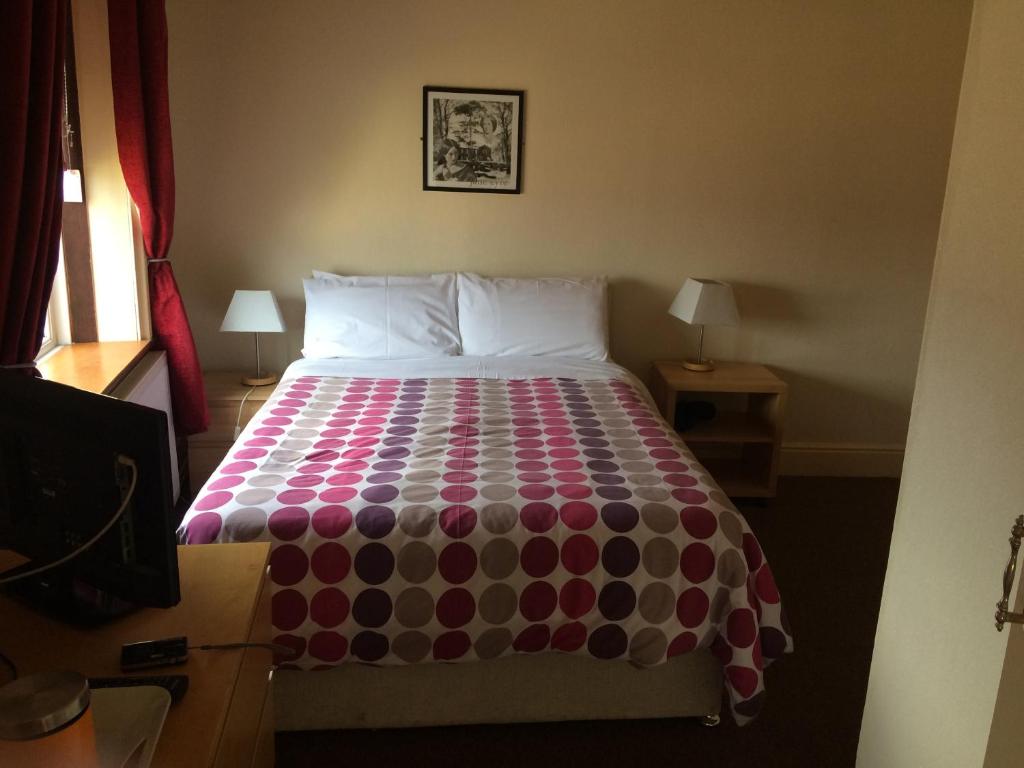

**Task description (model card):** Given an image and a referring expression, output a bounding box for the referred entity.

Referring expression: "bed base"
[274,650,722,731]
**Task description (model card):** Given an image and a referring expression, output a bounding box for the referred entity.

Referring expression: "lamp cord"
[0,457,138,586]
[234,386,256,440]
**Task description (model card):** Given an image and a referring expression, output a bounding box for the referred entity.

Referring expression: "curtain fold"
[108,0,208,434]
[0,1,67,367]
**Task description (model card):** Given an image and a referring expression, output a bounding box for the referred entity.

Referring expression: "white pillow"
[302,274,461,359]
[312,270,419,286]
[457,273,609,359]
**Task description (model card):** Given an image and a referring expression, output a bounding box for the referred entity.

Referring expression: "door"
[857,1,1024,766]
[986,545,1024,766]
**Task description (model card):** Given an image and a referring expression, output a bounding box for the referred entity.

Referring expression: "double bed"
[178,272,792,730]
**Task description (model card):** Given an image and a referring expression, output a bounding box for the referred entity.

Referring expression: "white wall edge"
[110,351,180,502]
[780,442,905,478]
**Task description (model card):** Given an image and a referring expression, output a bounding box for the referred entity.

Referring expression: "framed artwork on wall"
[423,86,524,194]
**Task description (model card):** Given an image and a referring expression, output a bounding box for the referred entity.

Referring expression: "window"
[36,6,97,363]
[31,0,157,412]
[36,1,148,366]
[37,247,71,361]
[39,313,55,358]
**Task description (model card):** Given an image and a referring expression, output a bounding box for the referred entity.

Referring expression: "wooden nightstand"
[0,543,275,768]
[650,361,787,498]
[188,372,276,494]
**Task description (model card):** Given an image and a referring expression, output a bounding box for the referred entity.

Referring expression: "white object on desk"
[92,686,171,768]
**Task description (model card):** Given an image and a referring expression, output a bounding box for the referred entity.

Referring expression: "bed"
[178,274,792,730]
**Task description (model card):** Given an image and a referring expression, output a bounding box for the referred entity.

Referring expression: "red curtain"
[0,1,67,367]
[108,0,208,434]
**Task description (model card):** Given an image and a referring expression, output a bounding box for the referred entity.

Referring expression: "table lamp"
[668,278,739,372]
[220,290,286,386]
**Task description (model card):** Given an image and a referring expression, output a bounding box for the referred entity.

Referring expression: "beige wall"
[166,0,971,459]
[857,0,1024,765]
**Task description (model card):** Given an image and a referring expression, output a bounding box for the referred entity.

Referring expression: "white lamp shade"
[220,290,286,333]
[668,278,739,326]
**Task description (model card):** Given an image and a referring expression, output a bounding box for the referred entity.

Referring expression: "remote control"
[88,674,189,705]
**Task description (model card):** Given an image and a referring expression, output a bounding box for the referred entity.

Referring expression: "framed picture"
[423,86,524,194]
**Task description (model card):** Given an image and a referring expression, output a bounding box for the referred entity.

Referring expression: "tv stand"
[0,544,274,767]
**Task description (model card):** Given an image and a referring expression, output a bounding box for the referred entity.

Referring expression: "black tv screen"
[0,371,180,617]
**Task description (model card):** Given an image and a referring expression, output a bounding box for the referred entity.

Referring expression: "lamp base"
[0,671,90,740]
[241,372,278,387]
[682,359,716,372]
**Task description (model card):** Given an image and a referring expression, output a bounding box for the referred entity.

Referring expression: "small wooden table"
[650,361,788,498]
[0,543,274,768]
[188,372,277,493]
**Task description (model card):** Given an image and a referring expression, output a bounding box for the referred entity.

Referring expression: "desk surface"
[0,543,270,768]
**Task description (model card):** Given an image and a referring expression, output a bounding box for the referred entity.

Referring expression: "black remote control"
[88,674,189,705]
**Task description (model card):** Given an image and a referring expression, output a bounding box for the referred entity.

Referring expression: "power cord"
[0,456,138,586]
[189,642,295,658]
[234,386,256,440]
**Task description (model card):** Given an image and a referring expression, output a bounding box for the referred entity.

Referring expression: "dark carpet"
[276,476,899,768]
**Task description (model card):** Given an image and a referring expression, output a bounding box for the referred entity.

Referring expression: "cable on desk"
[0,456,138,586]
[189,642,296,658]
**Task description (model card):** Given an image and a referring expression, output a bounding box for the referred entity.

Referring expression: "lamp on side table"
[668,278,739,372]
[220,290,286,386]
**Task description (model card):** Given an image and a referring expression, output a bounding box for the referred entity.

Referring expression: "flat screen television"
[0,371,180,622]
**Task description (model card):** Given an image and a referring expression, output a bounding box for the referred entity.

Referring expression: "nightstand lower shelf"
[679,411,775,444]
[692,455,774,498]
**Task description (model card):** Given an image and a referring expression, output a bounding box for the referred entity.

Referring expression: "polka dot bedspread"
[179,361,792,724]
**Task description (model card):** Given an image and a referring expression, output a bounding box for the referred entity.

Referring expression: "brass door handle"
[995,515,1024,631]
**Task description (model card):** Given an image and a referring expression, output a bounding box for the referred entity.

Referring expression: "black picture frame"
[423,86,524,194]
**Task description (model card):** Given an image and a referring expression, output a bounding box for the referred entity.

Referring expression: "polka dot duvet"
[179,357,792,724]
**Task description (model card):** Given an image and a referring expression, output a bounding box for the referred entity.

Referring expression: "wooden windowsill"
[37,340,152,395]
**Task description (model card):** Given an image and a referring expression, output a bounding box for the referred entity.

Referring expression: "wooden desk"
[0,544,274,767]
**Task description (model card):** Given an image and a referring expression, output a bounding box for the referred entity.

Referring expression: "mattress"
[179,356,792,724]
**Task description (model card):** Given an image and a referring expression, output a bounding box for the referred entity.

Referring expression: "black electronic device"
[120,636,189,671]
[88,674,190,705]
[0,371,180,622]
